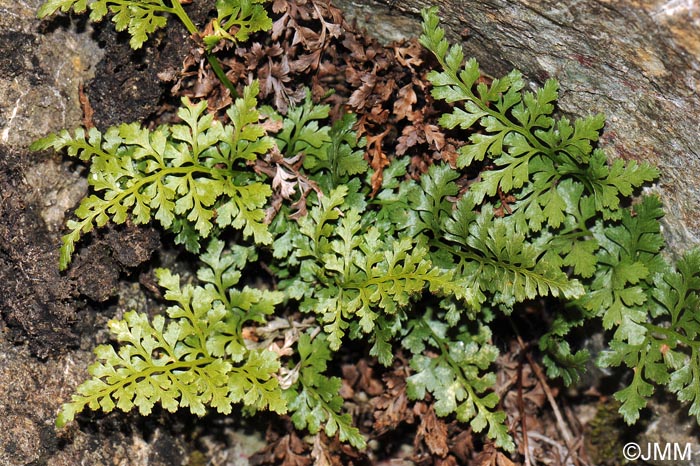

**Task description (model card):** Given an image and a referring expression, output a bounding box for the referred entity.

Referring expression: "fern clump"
[33,0,700,456]
[419,5,699,429]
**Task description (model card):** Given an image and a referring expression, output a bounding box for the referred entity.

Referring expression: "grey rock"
[0,0,103,149]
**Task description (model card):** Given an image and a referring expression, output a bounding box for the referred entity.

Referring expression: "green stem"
[169,0,197,34]
[207,55,239,98]
[170,0,239,99]
[643,323,696,348]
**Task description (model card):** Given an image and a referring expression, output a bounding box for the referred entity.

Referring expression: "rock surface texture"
[0,0,103,148]
[0,2,178,465]
[338,0,700,253]
[0,3,255,464]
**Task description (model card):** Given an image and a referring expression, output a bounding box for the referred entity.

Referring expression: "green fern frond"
[204,0,272,48]
[419,6,658,226]
[198,240,283,361]
[406,165,584,311]
[38,0,173,49]
[32,82,274,269]
[403,315,514,450]
[270,92,332,160]
[56,239,285,427]
[577,196,666,343]
[284,332,366,449]
[283,186,466,352]
[37,0,89,18]
[598,248,700,423]
[38,0,272,50]
[265,92,368,195]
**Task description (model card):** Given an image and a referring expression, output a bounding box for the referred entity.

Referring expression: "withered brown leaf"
[393,39,424,70]
[348,73,377,109]
[393,83,417,121]
[366,128,390,195]
[415,405,449,458]
[424,123,445,150]
[372,370,415,433]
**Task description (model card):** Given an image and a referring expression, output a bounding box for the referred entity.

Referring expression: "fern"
[276,185,465,353]
[419,5,700,433]
[266,93,368,193]
[39,0,180,49]
[31,82,274,269]
[37,0,272,95]
[419,6,657,226]
[38,0,271,49]
[597,229,700,424]
[56,239,285,427]
[409,164,585,312]
[577,196,667,343]
[204,0,272,49]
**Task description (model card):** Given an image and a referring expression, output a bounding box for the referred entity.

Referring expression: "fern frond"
[419,6,658,226]
[285,186,465,351]
[272,92,332,160]
[284,332,366,449]
[32,82,274,269]
[204,0,272,48]
[577,196,666,343]
[38,0,172,49]
[404,165,584,311]
[599,248,700,423]
[198,239,283,361]
[403,316,514,450]
[37,0,89,17]
[57,239,285,427]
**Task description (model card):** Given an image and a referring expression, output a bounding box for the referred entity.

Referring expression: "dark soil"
[0,5,199,463]
[0,147,161,357]
[0,148,76,357]
[0,0,283,461]
[86,3,212,129]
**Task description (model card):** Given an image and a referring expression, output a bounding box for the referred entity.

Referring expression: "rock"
[0,0,103,149]
[0,0,102,354]
[0,286,191,466]
[0,2,183,464]
[638,397,700,466]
